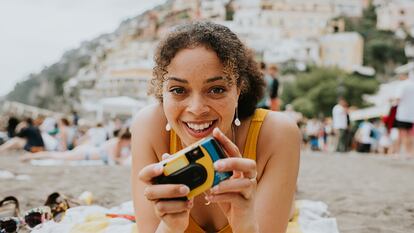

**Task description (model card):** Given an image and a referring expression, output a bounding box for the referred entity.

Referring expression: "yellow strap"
[169,130,181,154]
[242,108,269,160]
[170,109,269,158]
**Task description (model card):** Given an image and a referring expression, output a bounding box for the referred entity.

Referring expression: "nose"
[187,94,209,116]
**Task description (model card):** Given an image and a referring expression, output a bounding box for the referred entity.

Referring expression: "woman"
[21,128,131,165]
[131,22,300,233]
[56,118,76,151]
[0,118,45,153]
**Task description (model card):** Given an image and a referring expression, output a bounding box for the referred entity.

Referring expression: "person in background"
[332,97,349,152]
[322,118,333,152]
[21,128,132,165]
[256,62,272,109]
[57,118,76,151]
[394,71,414,156]
[6,116,19,138]
[306,118,321,151]
[72,111,79,126]
[77,123,107,147]
[355,119,374,153]
[378,121,392,154]
[269,65,280,111]
[0,118,44,153]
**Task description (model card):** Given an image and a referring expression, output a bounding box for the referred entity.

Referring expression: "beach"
[1,151,413,233]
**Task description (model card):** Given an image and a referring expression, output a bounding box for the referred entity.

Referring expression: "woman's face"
[162,46,239,146]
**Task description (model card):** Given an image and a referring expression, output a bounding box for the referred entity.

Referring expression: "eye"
[169,87,186,95]
[209,86,226,94]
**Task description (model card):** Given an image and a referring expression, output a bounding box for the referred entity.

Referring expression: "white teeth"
[186,121,213,131]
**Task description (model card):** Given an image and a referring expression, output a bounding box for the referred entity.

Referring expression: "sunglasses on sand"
[0,206,52,233]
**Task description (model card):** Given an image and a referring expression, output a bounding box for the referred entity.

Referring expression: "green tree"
[281,67,379,118]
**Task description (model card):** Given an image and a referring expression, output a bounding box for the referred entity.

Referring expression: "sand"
[1,151,413,233]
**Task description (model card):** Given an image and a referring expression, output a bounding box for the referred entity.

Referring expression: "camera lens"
[183,164,207,189]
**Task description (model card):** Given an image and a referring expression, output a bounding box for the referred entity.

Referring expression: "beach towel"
[30,158,131,166]
[32,200,339,233]
[30,160,106,166]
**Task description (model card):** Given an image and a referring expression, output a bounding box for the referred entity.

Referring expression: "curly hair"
[149,21,264,120]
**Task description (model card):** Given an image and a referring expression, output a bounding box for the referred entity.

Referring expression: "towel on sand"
[30,160,106,166]
[32,200,339,233]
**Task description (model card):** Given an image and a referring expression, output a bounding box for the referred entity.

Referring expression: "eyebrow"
[165,76,227,84]
[165,77,188,83]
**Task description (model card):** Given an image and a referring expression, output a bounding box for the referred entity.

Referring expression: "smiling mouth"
[184,120,217,133]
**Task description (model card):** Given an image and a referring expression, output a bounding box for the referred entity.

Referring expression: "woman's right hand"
[138,154,193,233]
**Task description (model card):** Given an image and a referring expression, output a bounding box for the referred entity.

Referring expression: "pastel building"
[262,38,320,64]
[332,0,369,18]
[319,32,364,72]
[235,0,335,38]
[200,0,227,20]
[94,68,152,100]
[376,0,414,31]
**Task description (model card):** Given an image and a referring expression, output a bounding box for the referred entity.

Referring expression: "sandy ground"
[1,151,414,233]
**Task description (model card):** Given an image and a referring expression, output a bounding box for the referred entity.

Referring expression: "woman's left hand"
[205,128,259,233]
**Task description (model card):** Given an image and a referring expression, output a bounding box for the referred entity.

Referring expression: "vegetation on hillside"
[6,41,99,111]
[281,67,379,118]
[341,4,407,78]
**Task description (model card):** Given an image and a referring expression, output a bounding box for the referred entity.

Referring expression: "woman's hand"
[138,156,193,233]
[205,128,259,233]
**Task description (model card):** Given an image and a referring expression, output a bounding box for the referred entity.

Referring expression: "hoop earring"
[165,123,171,131]
[234,108,241,127]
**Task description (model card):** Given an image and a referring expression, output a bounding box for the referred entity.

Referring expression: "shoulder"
[130,103,168,156]
[261,111,301,146]
[131,103,165,134]
[257,111,301,160]
[253,110,300,182]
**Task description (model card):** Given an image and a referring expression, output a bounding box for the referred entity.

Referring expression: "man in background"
[394,70,414,156]
[269,65,280,111]
[332,97,349,152]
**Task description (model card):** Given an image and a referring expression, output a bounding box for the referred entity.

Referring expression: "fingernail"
[213,127,221,136]
[180,186,190,194]
[211,186,218,194]
[214,161,224,170]
[216,127,223,134]
[187,200,193,208]
[154,164,163,173]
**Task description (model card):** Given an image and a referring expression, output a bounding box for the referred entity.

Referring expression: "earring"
[165,123,171,131]
[234,108,241,126]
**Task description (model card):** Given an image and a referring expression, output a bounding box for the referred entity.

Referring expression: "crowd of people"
[295,83,414,157]
[0,114,132,165]
[254,59,414,157]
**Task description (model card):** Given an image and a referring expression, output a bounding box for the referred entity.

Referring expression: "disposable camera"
[152,137,232,199]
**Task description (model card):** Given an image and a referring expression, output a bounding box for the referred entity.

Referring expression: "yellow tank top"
[169,109,269,233]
